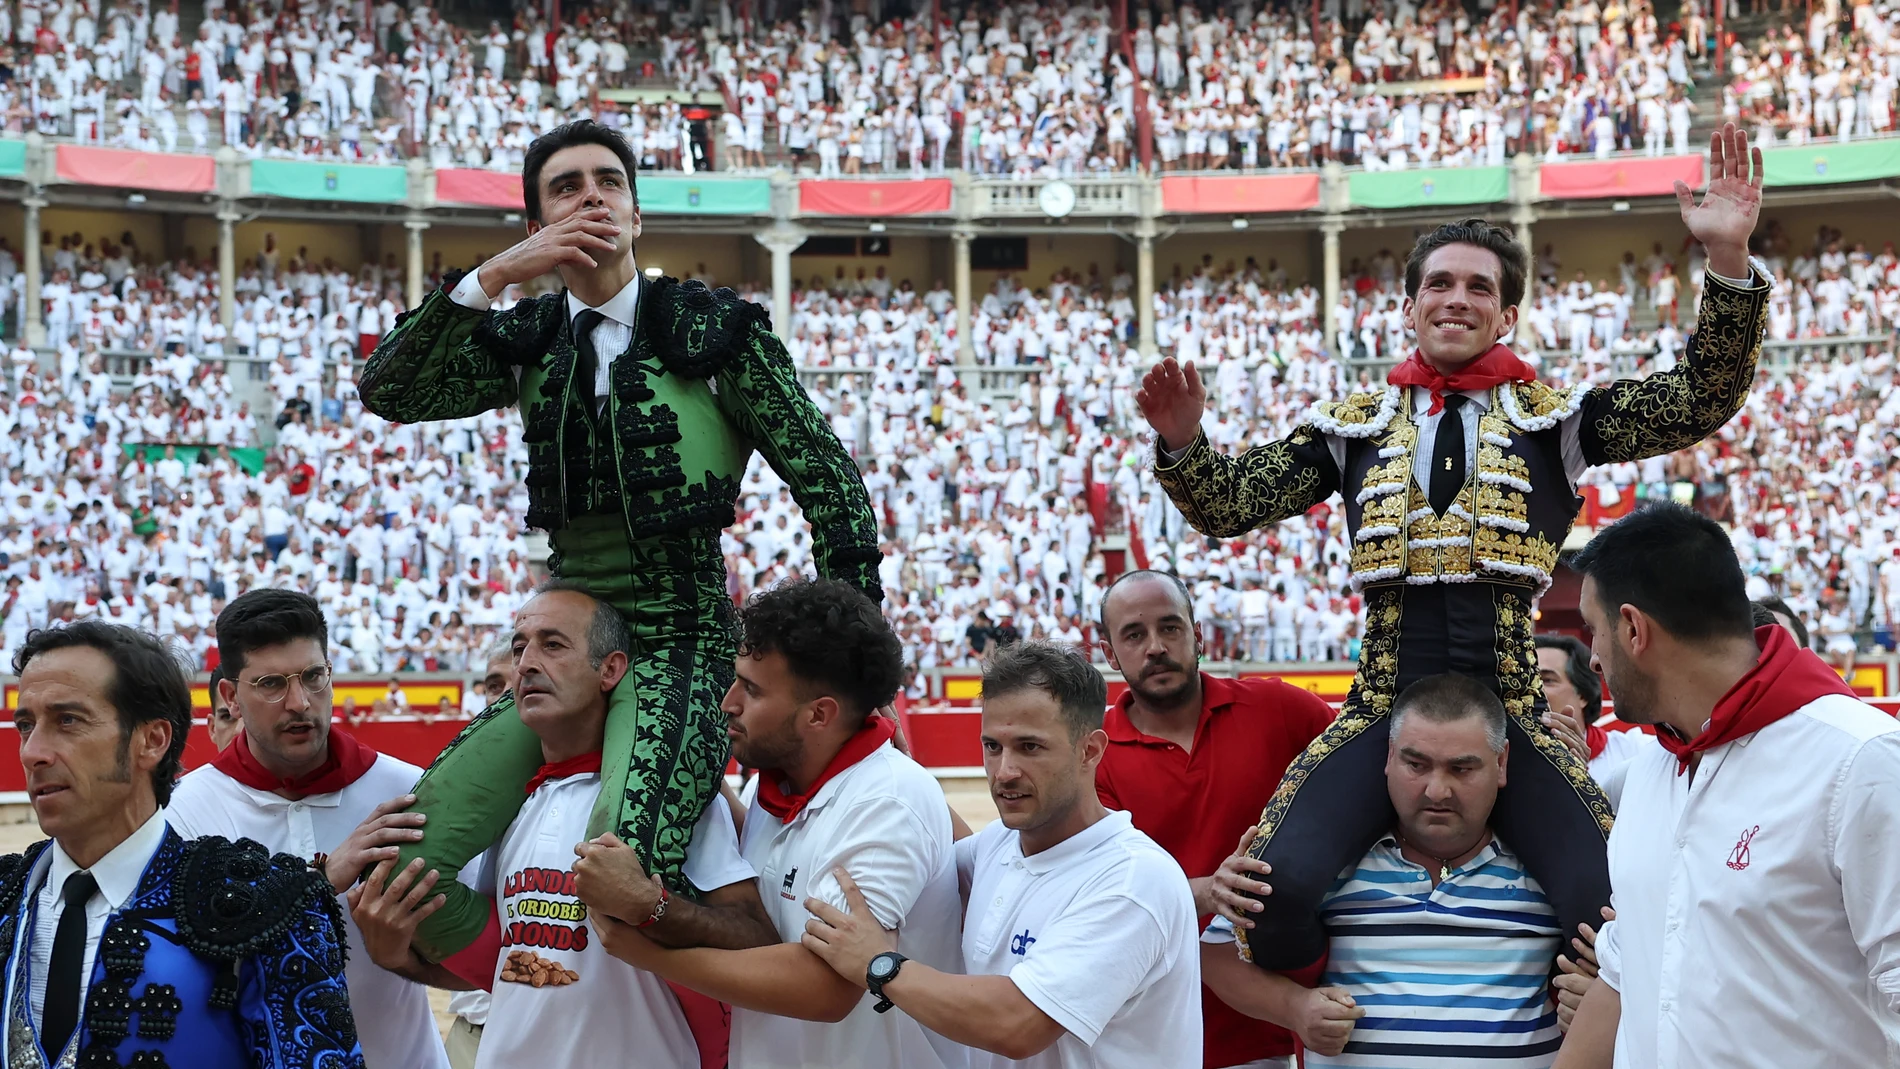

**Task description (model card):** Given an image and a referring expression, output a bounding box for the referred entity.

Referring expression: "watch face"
[869,954,899,981]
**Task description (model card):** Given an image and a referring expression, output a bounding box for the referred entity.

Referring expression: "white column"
[1136,222,1156,357]
[752,226,806,339]
[218,204,238,329]
[405,217,429,308]
[21,196,43,347]
[1321,215,1343,350]
[953,228,974,365]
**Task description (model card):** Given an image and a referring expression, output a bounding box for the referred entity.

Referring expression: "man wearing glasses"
[166,589,458,1069]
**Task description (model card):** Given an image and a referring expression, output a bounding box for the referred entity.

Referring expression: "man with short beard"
[1093,569,1335,1069]
[1554,504,1900,1069]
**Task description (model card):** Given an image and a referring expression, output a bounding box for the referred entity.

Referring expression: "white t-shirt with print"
[474,771,755,1069]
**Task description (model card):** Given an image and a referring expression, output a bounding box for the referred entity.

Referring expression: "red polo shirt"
[1096,673,1337,1069]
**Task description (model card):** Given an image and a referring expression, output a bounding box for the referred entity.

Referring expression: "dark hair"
[13,622,192,806]
[1534,634,1601,721]
[532,579,632,668]
[1389,672,1507,753]
[1099,569,1195,637]
[983,642,1109,740]
[737,579,903,723]
[216,588,329,679]
[1570,504,1754,643]
[1404,218,1529,310]
[1751,597,1810,649]
[207,664,230,711]
[521,120,640,223]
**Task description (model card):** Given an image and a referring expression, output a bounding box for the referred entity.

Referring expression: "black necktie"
[42,870,98,1059]
[571,309,607,418]
[1428,394,1469,515]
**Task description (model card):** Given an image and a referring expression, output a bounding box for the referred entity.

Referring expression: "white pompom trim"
[1477,470,1534,493]
[1355,524,1401,540]
[1477,514,1531,533]
[1356,480,1407,504]
[1496,381,1585,432]
[1308,385,1402,438]
[1481,430,1514,448]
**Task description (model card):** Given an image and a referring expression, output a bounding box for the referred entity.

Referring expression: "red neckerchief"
[1386,343,1539,415]
[525,751,603,796]
[1655,625,1859,775]
[756,717,895,825]
[212,724,378,798]
[1586,724,1609,761]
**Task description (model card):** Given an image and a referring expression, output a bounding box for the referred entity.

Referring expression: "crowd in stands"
[0,0,1890,173]
[9,209,1893,695]
[1725,1,1900,146]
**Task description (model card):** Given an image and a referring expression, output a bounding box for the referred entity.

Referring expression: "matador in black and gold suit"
[1154,265,1770,970]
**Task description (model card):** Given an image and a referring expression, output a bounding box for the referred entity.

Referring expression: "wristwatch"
[866,951,909,1014]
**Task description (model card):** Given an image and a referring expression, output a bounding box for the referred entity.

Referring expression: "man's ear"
[1496,301,1519,345]
[598,650,630,691]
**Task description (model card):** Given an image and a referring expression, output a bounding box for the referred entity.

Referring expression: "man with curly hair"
[581,579,967,1069]
[357,120,881,970]
[1140,126,1772,980]
[1,620,362,1069]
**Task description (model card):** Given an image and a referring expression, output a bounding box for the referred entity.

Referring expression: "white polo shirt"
[733,741,966,1069]
[958,809,1201,1069]
[1596,693,1900,1069]
[166,754,452,1069]
[473,771,755,1069]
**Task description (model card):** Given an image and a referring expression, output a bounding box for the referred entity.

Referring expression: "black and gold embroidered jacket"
[357,272,882,604]
[1155,268,1769,715]
[0,831,361,1069]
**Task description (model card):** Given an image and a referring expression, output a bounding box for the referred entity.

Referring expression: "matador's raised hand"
[1675,122,1761,281]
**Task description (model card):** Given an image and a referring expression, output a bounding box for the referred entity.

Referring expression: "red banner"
[1538,156,1704,200]
[798,179,952,216]
[436,168,525,209]
[1160,174,1322,213]
[56,145,216,193]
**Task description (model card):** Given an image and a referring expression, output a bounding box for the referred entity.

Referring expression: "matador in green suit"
[357,121,881,963]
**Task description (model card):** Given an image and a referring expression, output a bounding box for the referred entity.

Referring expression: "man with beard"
[1203,674,1569,1067]
[1138,126,1771,973]
[1094,570,1337,1069]
[579,579,966,1069]
[1555,504,1900,1069]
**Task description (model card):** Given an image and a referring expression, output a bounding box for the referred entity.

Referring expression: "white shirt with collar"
[165,750,453,1069]
[734,740,966,1069]
[1595,692,1900,1069]
[957,808,1201,1069]
[25,809,169,1037]
[449,266,640,407]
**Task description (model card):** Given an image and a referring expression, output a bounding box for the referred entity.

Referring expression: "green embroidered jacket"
[358,271,882,603]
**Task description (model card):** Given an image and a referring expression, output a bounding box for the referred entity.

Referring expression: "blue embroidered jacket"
[0,828,363,1069]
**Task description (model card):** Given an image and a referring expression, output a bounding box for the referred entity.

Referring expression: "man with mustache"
[1203,673,1572,1067]
[1094,569,1336,1069]
[1139,125,1771,975]
[165,588,454,1069]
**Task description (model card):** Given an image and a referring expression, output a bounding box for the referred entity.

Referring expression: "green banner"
[123,444,266,475]
[1348,166,1510,210]
[1760,141,1900,187]
[0,140,24,179]
[638,176,771,215]
[249,160,408,203]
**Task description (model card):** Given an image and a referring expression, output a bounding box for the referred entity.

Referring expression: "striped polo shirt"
[1310,833,1563,1068]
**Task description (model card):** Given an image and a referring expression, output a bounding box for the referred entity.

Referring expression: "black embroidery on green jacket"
[654,279,767,380]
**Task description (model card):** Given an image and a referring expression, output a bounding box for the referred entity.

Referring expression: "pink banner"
[1538,155,1705,200]
[55,145,216,193]
[798,179,953,216]
[436,168,526,209]
[1160,173,1322,213]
